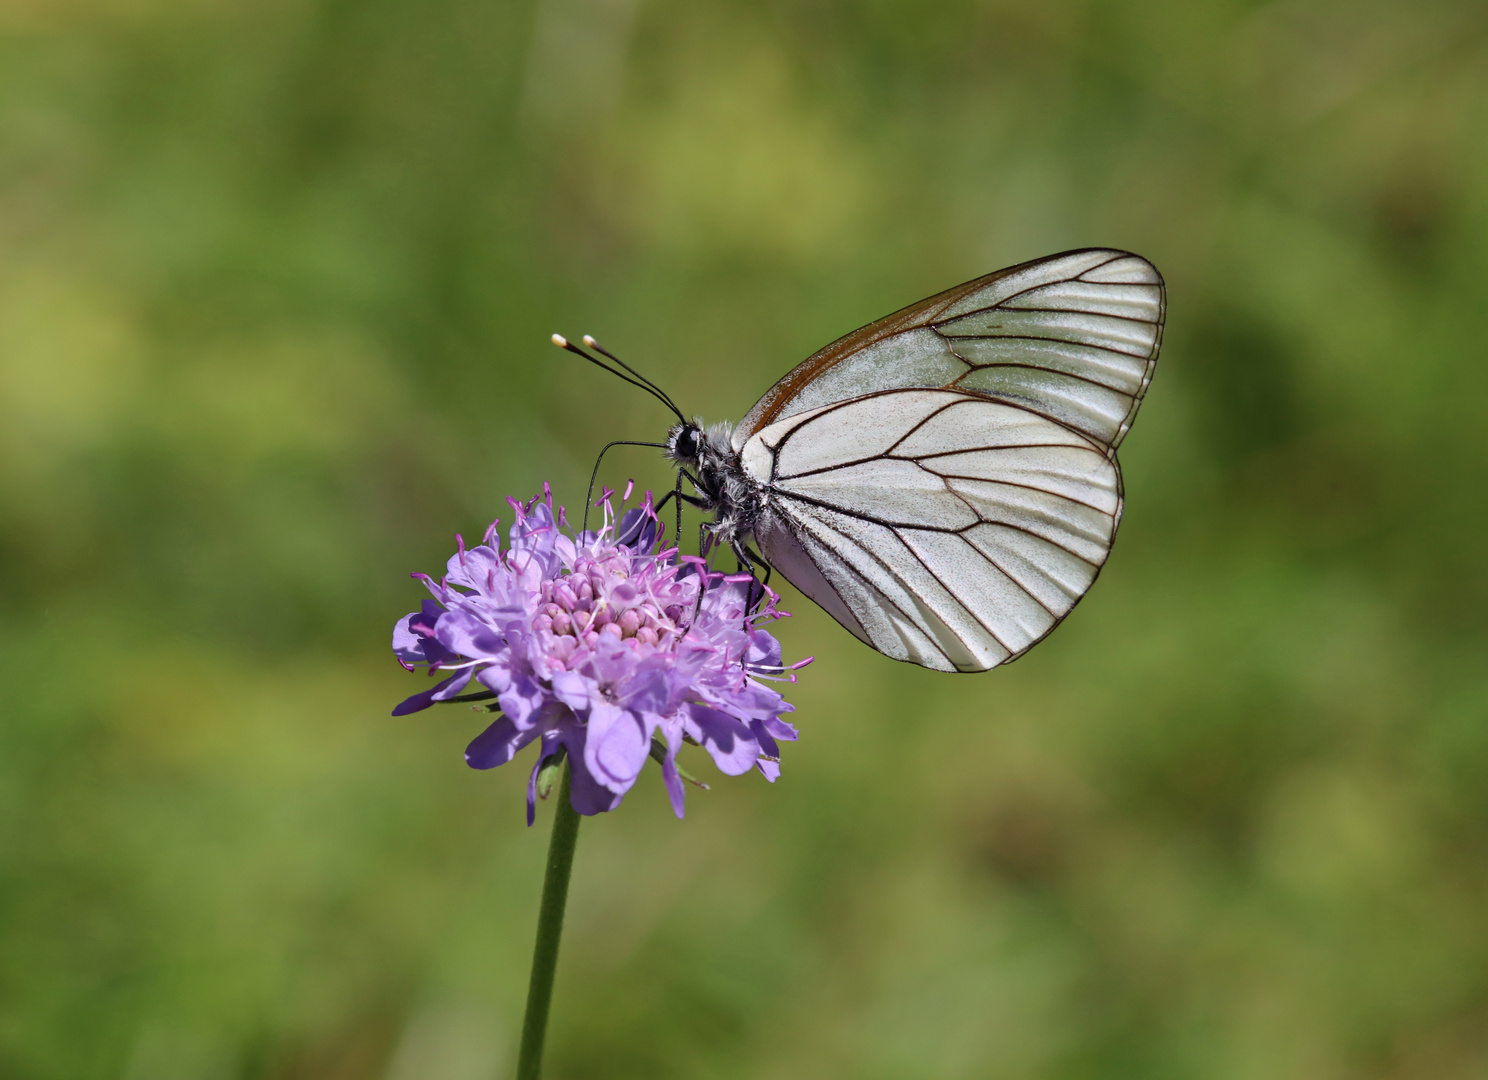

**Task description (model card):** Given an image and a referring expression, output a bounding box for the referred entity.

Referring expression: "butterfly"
[555,248,1165,673]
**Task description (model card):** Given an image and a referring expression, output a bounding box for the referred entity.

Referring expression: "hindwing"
[742,389,1121,673]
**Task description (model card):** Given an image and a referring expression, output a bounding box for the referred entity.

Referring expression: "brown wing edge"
[736,248,1155,443]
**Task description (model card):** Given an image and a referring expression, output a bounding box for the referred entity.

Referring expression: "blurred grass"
[3,0,1488,1077]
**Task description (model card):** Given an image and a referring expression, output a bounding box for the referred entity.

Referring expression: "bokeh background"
[4,0,1488,1077]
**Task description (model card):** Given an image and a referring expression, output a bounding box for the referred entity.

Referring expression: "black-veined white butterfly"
[554,248,1165,673]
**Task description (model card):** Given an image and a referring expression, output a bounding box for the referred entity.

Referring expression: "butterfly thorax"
[665,419,765,549]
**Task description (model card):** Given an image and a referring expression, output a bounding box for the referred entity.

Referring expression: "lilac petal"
[526,754,543,826]
[756,758,781,782]
[447,544,502,591]
[701,681,787,721]
[568,769,624,815]
[658,726,686,818]
[615,507,658,552]
[561,728,625,815]
[763,716,798,741]
[466,714,542,769]
[587,634,637,687]
[411,598,444,638]
[661,754,686,816]
[549,670,596,714]
[476,663,514,695]
[585,704,648,790]
[393,600,457,668]
[436,608,507,659]
[747,628,783,670]
[509,502,562,578]
[615,662,670,717]
[392,612,424,667]
[685,704,761,776]
[392,669,472,716]
[497,675,547,728]
[432,667,474,700]
[748,717,781,759]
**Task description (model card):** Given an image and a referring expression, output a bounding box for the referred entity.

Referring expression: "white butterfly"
[560,248,1164,673]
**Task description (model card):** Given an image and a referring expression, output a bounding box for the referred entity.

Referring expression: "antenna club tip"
[551,333,568,348]
[582,334,597,348]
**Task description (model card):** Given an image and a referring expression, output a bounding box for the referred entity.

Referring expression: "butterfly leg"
[669,471,684,547]
[684,519,715,628]
[730,540,772,591]
[744,544,772,592]
[656,478,707,521]
[728,539,774,644]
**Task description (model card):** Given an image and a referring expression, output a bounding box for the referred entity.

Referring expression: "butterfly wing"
[740,388,1122,672]
[733,248,1164,456]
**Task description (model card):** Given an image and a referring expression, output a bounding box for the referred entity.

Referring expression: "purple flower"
[392,483,809,823]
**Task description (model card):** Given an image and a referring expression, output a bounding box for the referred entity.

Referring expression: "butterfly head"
[664,420,704,465]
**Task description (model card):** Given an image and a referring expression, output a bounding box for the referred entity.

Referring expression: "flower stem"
[516,761,582,1080]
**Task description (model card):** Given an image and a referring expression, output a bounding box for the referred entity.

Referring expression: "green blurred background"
[4,0,1487,1076]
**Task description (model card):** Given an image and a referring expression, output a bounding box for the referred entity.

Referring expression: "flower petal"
[549,670,596,714]
[393,599,458,668]
[391,669,473,716]
[615,507,659,552]
[658,724,687,818]
[763,716,798,741]
[498,675,548,728]
[476,663,513,695]
[447,544,503,592]
[466,714,540,769]
[584,704,648,791]
[559,727,625,815]
[748,717,781,759]
[437,608,507,659]
[684,704,761,776]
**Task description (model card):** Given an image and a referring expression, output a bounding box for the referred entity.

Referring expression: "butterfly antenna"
[582,334,686,420]
[551,335,686,424]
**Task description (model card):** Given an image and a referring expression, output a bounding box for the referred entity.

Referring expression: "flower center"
[531,552,677,647]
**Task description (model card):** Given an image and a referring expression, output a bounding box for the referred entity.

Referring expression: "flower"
[392,483,808,822]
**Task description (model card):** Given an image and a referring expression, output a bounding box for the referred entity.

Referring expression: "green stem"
[516,761,582,1080]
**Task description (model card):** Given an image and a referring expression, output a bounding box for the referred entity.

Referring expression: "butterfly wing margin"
[734,248,1164,455]
[745,389,1123,673]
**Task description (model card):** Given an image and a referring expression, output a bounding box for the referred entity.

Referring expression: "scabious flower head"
[392,484,808,822]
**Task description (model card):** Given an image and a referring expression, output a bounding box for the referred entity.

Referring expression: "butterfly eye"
[675,426,700,460]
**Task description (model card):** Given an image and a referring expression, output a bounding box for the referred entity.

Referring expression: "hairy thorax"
[664,419,768,550]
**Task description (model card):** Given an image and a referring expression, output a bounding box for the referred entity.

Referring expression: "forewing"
[746,389,1120,672]
[733,249,1164,454]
